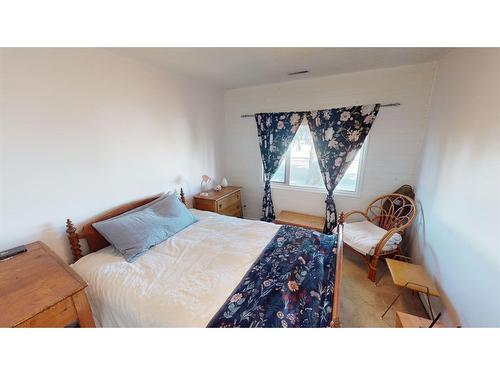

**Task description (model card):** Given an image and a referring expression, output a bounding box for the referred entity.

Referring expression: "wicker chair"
[344,194,416,282]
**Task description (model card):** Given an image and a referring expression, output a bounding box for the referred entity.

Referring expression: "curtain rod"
[240,102,400,118]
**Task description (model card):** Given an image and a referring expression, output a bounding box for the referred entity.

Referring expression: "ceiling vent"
[288,70,309,76]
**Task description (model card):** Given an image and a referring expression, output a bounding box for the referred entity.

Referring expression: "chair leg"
[368,255,379,282]
[375,259,387,286]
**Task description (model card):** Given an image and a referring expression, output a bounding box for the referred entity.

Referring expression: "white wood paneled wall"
[223,63,437,219]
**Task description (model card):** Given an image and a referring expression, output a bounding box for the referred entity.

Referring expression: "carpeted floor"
[340,249,428,327]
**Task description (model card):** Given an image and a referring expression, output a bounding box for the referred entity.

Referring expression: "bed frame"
[330,212,344,328]
[65,188,345,328]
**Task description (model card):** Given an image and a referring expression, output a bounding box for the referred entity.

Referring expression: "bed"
[66,190,345,328]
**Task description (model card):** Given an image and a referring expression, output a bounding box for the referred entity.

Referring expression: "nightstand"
[193,186,243,218]
[0,241,95,328]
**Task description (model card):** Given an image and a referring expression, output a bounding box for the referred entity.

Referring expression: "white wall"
[410,49,500,327]
[223,63,437,220]
[0,48,224,263]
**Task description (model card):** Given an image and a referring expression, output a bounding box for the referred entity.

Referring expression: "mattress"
[71,209,280,327]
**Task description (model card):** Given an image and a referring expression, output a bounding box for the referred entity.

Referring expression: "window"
[269,122,366,194]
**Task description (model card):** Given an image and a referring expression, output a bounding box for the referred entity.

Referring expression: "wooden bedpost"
[66,219,82,263]
[330,212,345,328]
[180,188,186,205]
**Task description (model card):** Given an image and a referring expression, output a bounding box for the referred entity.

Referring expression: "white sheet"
[71,209,280,327]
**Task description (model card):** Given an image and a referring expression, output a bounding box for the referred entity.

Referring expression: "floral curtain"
[255,112,305,221]
[306,104,380,233]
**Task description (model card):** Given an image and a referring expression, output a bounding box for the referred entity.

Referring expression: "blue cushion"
[92,194,198,262]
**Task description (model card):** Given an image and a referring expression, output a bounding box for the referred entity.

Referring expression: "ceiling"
[111,48,450,89]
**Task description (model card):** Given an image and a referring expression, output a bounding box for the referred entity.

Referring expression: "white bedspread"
[71,209,280,327]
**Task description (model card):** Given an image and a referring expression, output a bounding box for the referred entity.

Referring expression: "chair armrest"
[344,210,369,222]
[373,227,403,257]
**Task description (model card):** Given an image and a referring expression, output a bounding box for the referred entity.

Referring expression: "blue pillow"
[92,194,198,262]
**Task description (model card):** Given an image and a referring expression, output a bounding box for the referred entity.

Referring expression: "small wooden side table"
[193,186,243,218]
[275,210,325,232]
[382,258,440,320]
[395,311,446,328]
[0,241,95,328]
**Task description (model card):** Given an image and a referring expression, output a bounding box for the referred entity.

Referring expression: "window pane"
[336,151,361,192]
[288,122,362,192]
[270,158,285,183]
[289,124,324,188]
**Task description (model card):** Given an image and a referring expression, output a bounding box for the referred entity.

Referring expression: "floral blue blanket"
[208,225,337,328]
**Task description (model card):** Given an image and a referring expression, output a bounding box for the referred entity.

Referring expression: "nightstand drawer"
[16,296,77,328]
[217,191,240,212]
[14,289,94,328]
[219,204,242,217]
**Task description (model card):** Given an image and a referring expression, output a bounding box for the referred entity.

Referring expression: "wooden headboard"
[66,189,186,263]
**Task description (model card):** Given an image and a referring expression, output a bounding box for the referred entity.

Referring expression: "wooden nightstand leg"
[71,290,96,327]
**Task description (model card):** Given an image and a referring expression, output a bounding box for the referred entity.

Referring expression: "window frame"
[264,135,370,198]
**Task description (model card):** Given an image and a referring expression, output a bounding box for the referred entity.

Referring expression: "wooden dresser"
[0,241,95,328]
[193,186,243,218]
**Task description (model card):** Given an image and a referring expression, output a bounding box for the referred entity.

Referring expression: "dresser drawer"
[217,191,241,212]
